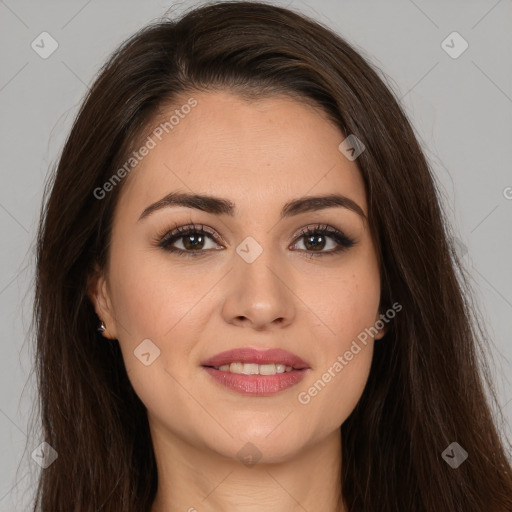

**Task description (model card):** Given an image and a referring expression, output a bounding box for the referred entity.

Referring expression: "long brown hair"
[30,1,512,510]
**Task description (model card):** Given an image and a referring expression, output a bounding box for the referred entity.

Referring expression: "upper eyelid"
[159,223,351,247]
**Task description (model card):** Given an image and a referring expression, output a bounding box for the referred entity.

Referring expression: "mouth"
[201,347,311,396]
[207,362,297,375]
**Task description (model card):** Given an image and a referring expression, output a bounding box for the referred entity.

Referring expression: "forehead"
[117,90,367,219]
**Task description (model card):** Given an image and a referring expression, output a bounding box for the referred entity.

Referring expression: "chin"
[219,430,306,466]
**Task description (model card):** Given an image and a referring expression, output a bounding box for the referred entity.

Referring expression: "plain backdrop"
[1,0,511,509]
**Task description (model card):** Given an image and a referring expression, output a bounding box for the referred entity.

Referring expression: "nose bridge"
[235,234,287,295]
[222,232,295,328]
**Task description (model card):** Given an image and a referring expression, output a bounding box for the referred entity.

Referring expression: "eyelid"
[155,222,222,247]
[292,223,338,241]
[155,222,355,256]
[290,223,355,251]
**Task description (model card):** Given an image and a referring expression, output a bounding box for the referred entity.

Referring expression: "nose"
[221,246,296,331]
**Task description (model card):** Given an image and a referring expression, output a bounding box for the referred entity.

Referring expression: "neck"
[149,424,346,512]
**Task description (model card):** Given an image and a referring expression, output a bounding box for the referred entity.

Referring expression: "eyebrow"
[138,191,366,221]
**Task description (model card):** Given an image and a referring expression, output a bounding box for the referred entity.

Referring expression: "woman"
[31,1,512,511]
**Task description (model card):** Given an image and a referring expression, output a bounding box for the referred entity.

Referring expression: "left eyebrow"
[138,192,366,221]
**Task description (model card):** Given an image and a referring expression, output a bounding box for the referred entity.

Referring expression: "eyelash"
[155,222,355,259]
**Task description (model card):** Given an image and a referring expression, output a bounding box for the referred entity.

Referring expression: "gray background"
[1,0,511,509]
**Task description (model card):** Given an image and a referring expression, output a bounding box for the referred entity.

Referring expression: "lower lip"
[202,367,308,396]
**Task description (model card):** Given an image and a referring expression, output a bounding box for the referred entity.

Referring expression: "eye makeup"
[153,222,356,259]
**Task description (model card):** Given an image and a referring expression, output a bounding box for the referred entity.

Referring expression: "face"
[90,90,385,464]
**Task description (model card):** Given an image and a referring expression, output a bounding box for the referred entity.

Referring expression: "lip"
[201,347,311,396]
[202,367,308,396]
[200,347,311,370]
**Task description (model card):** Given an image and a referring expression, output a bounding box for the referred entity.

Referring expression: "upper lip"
[201,347,310,370]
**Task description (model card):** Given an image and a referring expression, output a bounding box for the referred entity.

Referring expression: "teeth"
[241,363,259,375]
[274,364,286,374]
[261,364,278,375]
[215,363,295,374]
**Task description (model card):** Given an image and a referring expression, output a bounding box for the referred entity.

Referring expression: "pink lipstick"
[201,347,310,396]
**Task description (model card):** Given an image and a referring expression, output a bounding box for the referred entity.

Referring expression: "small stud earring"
[97,320,106,333]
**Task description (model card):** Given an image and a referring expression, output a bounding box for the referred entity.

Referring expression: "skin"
[89,90,386,512]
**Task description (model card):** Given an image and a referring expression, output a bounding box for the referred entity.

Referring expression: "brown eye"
[290,224,355,257]
[158,224,223,257]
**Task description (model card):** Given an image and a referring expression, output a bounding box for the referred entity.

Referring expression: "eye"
[155,222,356,258]
[156,223,222,257]
[290,224,355,258]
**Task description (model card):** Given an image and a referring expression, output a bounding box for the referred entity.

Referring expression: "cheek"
[316,256,381,353]
[295,253,380,427]
[106,246,198,428]
[108,241,210,340]
[107,242,213,401]
[298,345,373,437]
[296,288,376,434]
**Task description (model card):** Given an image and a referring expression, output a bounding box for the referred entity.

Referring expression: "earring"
[97,320,106,333]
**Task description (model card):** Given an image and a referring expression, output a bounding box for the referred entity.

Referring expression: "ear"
[373,310,388,341]
[87,264,118,340]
